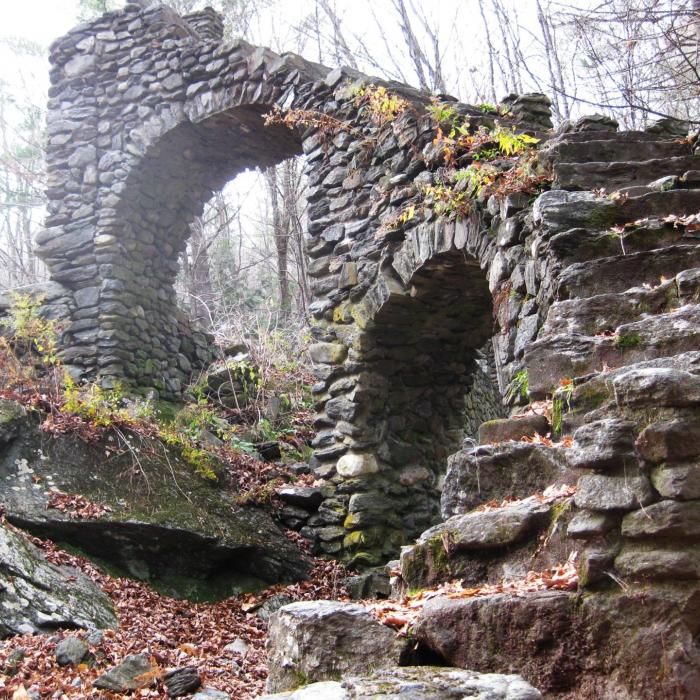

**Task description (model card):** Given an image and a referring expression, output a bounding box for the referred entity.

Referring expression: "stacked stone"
[399,121,700,585]
[390,121,700,699]
[47,3,700,570]
[39,4,335,395]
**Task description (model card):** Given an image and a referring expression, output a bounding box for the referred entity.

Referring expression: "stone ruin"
[39,0,700,622]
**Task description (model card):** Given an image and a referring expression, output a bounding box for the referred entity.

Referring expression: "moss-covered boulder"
[0,405,311,600]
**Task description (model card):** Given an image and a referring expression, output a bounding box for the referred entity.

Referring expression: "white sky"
[0,0,83,45]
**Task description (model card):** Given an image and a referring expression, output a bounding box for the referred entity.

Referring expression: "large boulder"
[0,521,117,637]
[265,601,405,693]
[0,407,310,600]
[413,587,700,699]
[258,667,542,699]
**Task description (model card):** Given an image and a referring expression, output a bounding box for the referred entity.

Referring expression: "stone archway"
[40,3,550,563]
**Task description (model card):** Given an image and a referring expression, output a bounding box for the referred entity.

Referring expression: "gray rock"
[0,421,310,601]
[193,691,231,700]
[636,419,700,463]
[265,601,405,693]
[278,487,324,511]
[441,443,565,518]
[94,654,154,692]
[164,666,201,696]
[567,510,619,538]
[651,463,700,500]
[477,415,550,445]
[621,500,700,539]
[192,690,231,700]
[611,367,700,407]
[256,594,294,622]
[257,667,542,699]
[55,636,89,666]
[0,521,116,637]
[615,543,700,580]
[568,419,637,471]
[401,497,552,589]
[433,497,551,551]
[0,399,26,444]
[574,474,654,511]
[223,638,249,655]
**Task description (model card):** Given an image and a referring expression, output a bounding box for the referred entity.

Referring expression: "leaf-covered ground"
[0,530,349,699]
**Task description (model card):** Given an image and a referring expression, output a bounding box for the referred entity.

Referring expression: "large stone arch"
[40,3,552,563]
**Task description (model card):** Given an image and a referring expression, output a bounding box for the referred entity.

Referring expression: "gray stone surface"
[441,443,565,518]
[574,474,654,511]
[265,601,404,693]
[621,500,700,539]
[0,412,310,599]
[55,636,89,666]
[0,521,116,637]
[636,419,700,463]
[258,667,542,699]
[36,1,700,577]
[94,654,155,692]
[568,419,637,471]
[651,462,700,500]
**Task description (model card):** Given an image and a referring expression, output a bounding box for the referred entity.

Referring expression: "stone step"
[441,442,568,519]
[555,245,700,300]
[553,155,700,191]
[400,493,573,589]
[542,137,691,165]
[559,352,700,431]
[525,305,700,397]
[546,221,696,265]
[543,278,680,337]
[533,188,700,236]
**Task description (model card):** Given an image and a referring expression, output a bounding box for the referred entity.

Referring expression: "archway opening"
[89,105,303,394]
[334,248,504,564]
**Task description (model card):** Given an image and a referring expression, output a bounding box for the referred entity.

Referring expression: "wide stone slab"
[0,521,116,637]
[0,409,310,600]
[555,246,700,300]
[621,500,700,539]
[265,601,405,693]
[258,667,542,699]
[401,497,552,588]
[574,474,654,511]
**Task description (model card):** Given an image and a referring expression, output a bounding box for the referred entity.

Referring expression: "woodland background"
[1,0,698,341]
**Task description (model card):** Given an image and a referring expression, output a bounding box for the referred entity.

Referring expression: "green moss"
[587,206,618,229]
[614,331,643,348]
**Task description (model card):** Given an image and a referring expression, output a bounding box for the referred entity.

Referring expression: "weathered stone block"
[621,500,700,539]
[574,474,654,511]
[336,453,378,477]
[568,419,637,471]
[651,462,700,500]
[265,601,404,692]
[637,418,700,463]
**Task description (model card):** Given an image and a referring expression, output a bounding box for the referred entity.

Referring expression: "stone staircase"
[260,124,700,700]
[392,124,700,698]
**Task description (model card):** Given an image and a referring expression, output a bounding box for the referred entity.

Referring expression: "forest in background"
[0,0,698,341]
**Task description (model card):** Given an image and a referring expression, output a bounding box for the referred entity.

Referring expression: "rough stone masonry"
[40,1,700,571]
